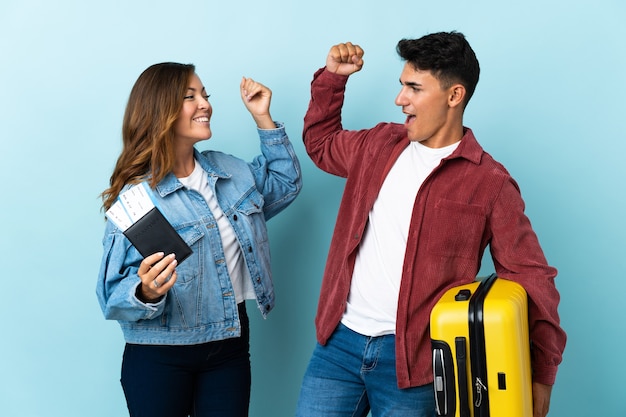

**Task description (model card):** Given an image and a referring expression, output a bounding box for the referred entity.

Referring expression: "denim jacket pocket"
[234,190,268,244]
[235,189,265,215]
[172,224,204,284]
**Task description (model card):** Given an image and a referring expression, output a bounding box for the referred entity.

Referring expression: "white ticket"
[105,183,156,230]
[105,200,133,231]
[119,183,155,222]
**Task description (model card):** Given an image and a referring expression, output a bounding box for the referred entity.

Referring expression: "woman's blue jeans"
[296,323,436,417]
[120,303,251,417]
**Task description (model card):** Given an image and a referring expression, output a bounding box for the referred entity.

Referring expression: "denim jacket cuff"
[257,121,285,138]
[257,122,288,146]
[132,283,167,319]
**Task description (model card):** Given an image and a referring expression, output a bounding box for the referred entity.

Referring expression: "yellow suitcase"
[430,274,533,417]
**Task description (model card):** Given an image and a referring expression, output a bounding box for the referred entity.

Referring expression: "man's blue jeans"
[295,323,436,417]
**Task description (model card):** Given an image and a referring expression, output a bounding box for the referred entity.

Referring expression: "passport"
[106,183,192,264]
[123,206,192,264]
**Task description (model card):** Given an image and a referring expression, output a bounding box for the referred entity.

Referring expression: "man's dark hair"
[397,31,480,106]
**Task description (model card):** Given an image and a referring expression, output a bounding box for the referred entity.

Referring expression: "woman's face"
[173,73,212,145]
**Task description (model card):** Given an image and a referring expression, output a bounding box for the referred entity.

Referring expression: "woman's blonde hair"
[101,62,196,211]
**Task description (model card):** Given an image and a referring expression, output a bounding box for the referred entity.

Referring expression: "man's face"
[395,63,454,148]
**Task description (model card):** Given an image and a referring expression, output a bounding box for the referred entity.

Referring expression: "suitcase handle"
[432,340,456,417]
[469,274,498,417]
[455,337,471,417]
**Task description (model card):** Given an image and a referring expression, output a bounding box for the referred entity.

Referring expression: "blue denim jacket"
[97,123,302,345]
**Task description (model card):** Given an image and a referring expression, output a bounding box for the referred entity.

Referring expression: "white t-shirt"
[178,160,255,303]
[341,140,460,336]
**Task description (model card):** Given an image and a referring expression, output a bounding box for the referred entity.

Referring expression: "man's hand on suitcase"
[533,382,552,417]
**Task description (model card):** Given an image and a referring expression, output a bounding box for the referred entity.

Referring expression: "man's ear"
[448,84,466,108]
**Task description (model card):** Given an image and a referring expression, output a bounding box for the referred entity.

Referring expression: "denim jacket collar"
[154,148,231,198]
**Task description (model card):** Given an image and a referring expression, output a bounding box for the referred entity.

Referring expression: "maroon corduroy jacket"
[303,68,566,388]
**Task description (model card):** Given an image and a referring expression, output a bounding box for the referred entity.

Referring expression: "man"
[295,32,566,417]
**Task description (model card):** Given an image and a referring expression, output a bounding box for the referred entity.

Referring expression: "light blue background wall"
[1,0,624,416]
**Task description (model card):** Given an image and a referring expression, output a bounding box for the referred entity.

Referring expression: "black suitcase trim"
[468,273,498,417]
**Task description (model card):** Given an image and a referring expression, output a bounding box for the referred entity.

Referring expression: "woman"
[97,62,302,417]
